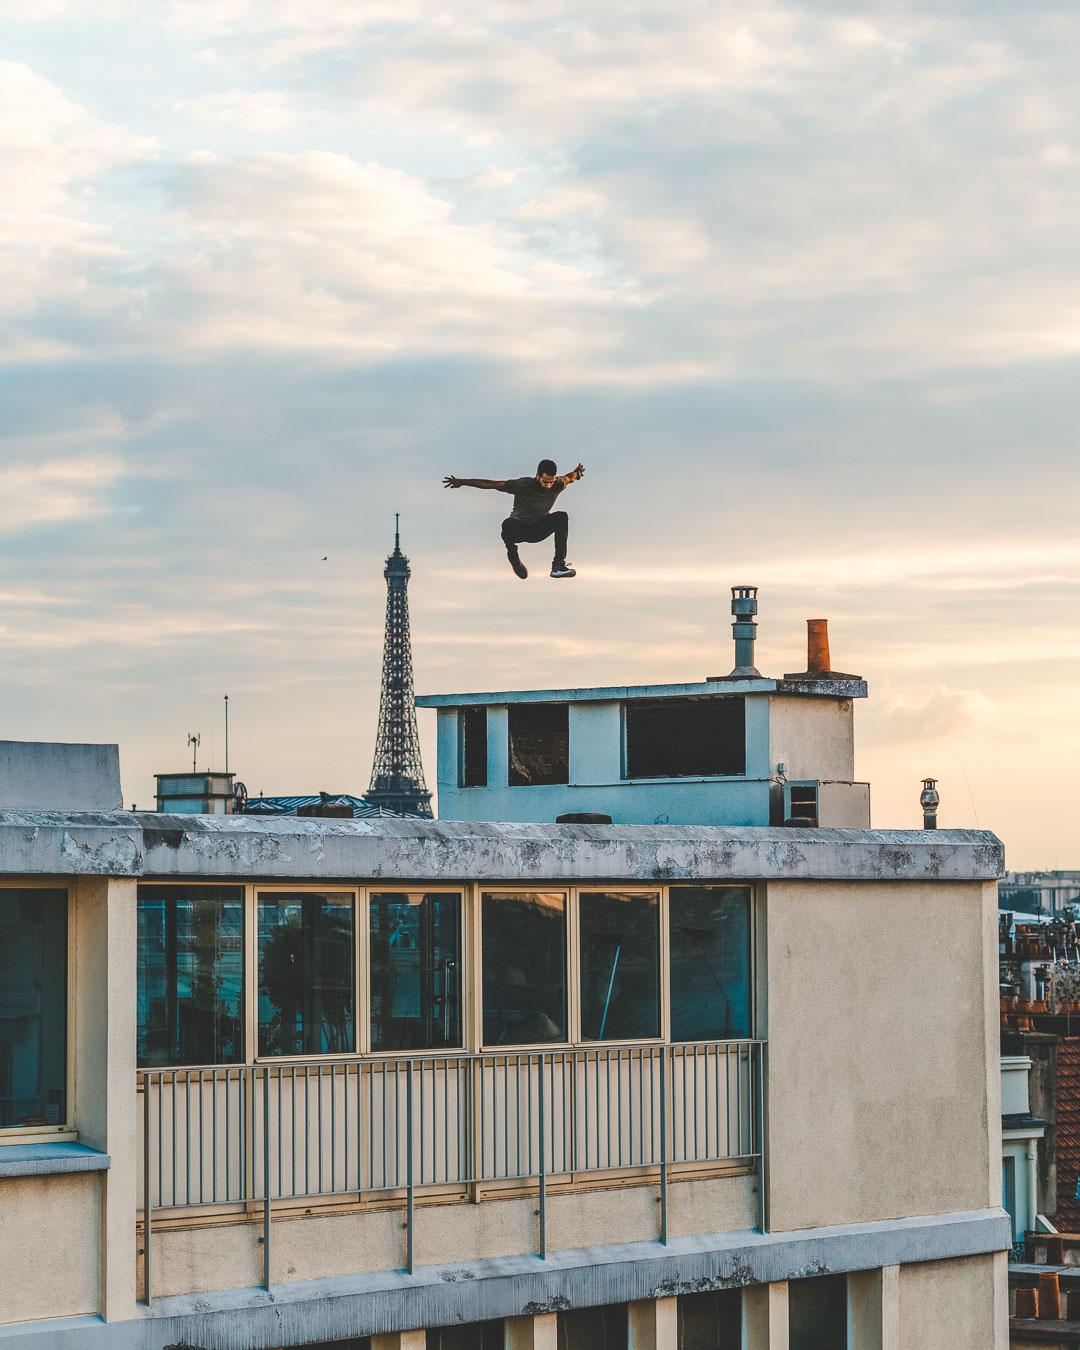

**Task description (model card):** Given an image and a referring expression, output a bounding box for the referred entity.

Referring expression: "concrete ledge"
[0,1209,1010,1349]
[0,1142,110,1178]
[0,813,1003,883]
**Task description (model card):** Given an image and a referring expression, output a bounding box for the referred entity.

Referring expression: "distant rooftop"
[417,673,867,709]
[244,793,408,819]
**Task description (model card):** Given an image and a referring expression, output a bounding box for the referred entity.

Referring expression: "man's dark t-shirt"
[499,476,566,522]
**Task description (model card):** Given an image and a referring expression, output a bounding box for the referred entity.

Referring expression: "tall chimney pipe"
[728,585,760,678]
[806,619,831,674]
[920,777,939,830]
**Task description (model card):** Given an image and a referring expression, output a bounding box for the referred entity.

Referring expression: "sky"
[0,1,1077,868]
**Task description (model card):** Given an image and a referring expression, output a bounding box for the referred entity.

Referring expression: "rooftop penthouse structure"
[418,591,870,829]
[0,593,1009,1350]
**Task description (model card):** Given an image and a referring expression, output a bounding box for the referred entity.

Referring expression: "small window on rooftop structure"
[459,707,488,788]
[624,696,745,779]
[508,703,569,786]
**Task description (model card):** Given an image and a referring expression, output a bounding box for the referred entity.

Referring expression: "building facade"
[417,598,869,831]
[0,804,1007,1349]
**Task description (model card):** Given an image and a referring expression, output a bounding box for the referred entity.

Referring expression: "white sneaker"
[550,563,576,578]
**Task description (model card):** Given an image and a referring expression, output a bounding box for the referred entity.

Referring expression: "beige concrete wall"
[768,696,855,784]
[817,781,871,828]
[898,1254,1005,1350]
[0,1173,100,1324]
[145,1174,753,1299]
[766,879,997,1231]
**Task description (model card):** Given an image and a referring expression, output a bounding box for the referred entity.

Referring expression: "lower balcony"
[137,1039,764,1302]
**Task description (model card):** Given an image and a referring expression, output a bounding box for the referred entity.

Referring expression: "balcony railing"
[138,1038,764,1302]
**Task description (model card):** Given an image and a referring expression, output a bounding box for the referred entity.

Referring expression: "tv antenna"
[187,732,201,772]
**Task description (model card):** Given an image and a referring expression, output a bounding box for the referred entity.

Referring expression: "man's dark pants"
[501,512,568,565]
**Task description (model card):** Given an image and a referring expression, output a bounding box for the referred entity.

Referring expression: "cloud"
[139,150,626,364]
[863,685,998,747]
[172,89,300,130]
[0,457,126,533]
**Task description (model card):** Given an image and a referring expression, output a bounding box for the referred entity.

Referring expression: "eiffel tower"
[365,517,433,817]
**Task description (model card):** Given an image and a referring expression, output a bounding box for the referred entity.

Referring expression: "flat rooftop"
[0,811,1001,883]
[416,674,868,708]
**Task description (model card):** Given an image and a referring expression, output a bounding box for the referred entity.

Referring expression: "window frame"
[0,880,75,1144]
[575,888,665,1045]
[506,702,570,788]
[621,695,747,782]
[668,883,756,1045]
[366,887,467,1057]
[458,707,488,789]
[253,885,361,1061]
[131,878,760,1067]
[136,881,247,1070]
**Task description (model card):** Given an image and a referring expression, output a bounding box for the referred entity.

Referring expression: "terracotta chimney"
[1015,1286,1038,1318]
[1038,1271,1061,1320]
[806,619,830,674]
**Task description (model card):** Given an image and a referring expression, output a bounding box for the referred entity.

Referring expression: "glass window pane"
[670,887,752,1041]
[258,892,355,1055]
[0,889,66,1129]
[678,1289,741,1348]
[789,1275,848,1350]
[482,892,567,1045]
[137,885,244,1067]
[580,892,660,1041]
[370,892,462,1051]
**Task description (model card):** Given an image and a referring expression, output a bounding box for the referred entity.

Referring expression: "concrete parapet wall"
[0,812,1004,882]
[0,742,121,813]
[142,1176,756,1300]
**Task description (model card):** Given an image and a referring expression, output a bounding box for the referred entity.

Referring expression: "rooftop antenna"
[395,511,400,551]
[187,732,201,773]
[224,695,229,773]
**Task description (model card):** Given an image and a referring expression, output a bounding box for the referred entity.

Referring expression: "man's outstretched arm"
[443,476,507,489]
[559,463,586,486]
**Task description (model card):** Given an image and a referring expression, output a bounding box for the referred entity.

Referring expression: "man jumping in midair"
[442,460,585,579]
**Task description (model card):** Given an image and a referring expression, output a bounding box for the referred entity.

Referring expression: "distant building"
[1001,872,1080,917]
[244,792,406,819]
[154,770,235,814]
[418,589,870,828]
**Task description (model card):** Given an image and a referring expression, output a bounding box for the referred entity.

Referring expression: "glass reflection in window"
[482,892,567,1045]
[258,892,355,1056]
[579,892,660,1041]
[669,886,752,1041]
[137,885,244,1067]
[370,892,462,1051]
[0,889,67,1129]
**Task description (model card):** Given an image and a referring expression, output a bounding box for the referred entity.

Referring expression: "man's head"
[536,458,558,488]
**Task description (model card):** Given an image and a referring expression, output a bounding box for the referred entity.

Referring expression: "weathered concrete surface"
[0,1143,109,1179]
[416,675,867,707]
[0,742,122,812]
[0,812,143,875]
[0,812,1003,880]
[0,1209,1009,1350]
